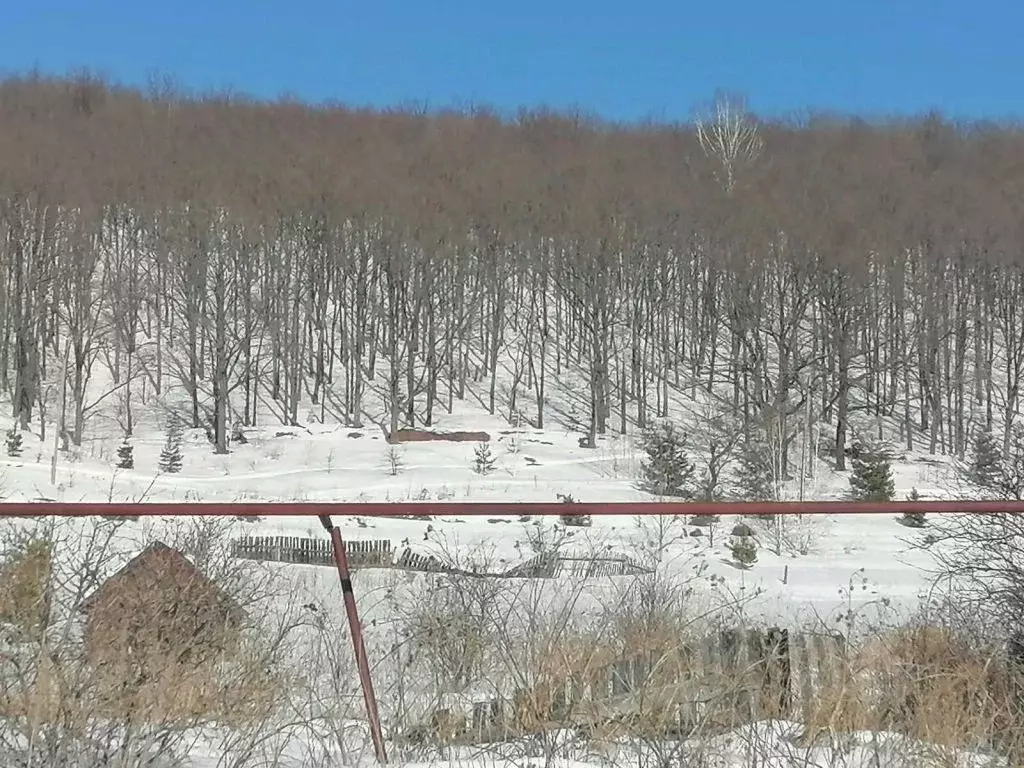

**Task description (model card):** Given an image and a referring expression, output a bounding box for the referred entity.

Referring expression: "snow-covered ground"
[178,722,1002,768]
[0,364,998,767]
[1,402,951,626]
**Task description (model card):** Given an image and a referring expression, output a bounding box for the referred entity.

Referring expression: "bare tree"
[0,74,1018,507]
[55,209,108,446]
[695,90,763,195]
[0,518,304,767]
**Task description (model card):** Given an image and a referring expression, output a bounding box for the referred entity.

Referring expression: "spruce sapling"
[639,421,695,498]
[116,441,135,470]
[901,487,926,528]
[557,492,591,527]
[963,430,1002,493]
[735,437,778,503]
[848,441,895,502]
[472,442,496,475]
[158,421,184,474]
[5,428,23,458]
[729,528,758,569]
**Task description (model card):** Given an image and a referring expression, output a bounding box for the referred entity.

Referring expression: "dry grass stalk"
[0,520,310,766]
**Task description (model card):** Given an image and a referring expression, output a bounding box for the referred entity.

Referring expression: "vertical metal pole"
[319,515,388,764]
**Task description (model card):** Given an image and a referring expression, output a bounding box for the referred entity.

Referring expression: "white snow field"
[1,379,954,622]
[2,360,1008,768]
[1,407,947,625]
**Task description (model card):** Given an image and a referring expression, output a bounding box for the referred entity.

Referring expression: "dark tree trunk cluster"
[0,76,1018,465]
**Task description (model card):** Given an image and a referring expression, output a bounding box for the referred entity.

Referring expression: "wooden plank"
[231,535,392,568]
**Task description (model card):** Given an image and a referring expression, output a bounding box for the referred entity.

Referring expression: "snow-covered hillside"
[1,371,953,623]
[2,77,1020,767]
[1,368,1003,767]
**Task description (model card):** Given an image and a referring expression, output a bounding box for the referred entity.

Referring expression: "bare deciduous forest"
[7,73,1024,767]
[2,75,1022,472]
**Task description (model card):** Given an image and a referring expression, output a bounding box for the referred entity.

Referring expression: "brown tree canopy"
[0,72,1021,467]
[1,72,1019,248]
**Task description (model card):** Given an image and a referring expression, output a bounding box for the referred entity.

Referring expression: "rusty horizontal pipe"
[0,500,1020,517]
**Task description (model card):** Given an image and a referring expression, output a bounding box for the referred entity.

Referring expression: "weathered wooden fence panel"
[410,627,848,742]
[231,536,392,568]
[232,539,654,580]
[503,553,653,578]
[395,548,445,572]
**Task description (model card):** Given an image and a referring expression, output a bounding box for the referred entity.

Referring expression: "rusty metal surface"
[0,500,1020,517]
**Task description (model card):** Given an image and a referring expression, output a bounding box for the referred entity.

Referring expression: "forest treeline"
[1,73,1023,474]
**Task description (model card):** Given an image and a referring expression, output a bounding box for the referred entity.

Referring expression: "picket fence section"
[231,535,392,567]
[410,627,847,744]
[395,549,445,572]
[504,553,652,578]
[230,536,653,580]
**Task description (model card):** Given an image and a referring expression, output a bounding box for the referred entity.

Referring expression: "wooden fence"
[230,536,653,582]
[395,549,445,572]
[405,627,846,743]
[503,553,652,578]
[231,536,392,568]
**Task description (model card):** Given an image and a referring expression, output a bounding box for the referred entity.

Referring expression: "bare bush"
[0,518,308,768]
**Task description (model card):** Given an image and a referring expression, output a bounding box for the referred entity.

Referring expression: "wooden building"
[81,542,244,670]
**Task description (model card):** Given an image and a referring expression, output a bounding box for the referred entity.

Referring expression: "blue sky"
[3,0,1021,122]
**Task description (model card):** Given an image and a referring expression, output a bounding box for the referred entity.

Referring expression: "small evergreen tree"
[557,492,591,527]
[639,421,695,498]
[729,531,758,568]
[0,538,52,639]
[730,522,756,538]
[848,441,895,502]
[5,428,23,457]
[158,421,183,474]
[964,430,1002,492]
[734,437,778,502]
[901,487,926,528]
[472,442,496,475]
[116,441,134,470]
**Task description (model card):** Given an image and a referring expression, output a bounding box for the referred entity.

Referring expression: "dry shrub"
[0,538,53,640]
[408,606,489,692]
[1,595,283,731]
[860,627,1005,748]
[584,717,631,758]
[429,709,468,744]
[510,631,611,732]
[802,624,1024,754]
[405,572,501,693]
[800,661,874,741]
[0,650,65,724]
[398,567,763,759]
[0,521,310,768]
[609,627,710,732]
[91,642,286,725]
[606,589,769,739]
[83,556,242,664]
[400,709,469,748]
[514,620,720,739]
[616,612,686,658]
